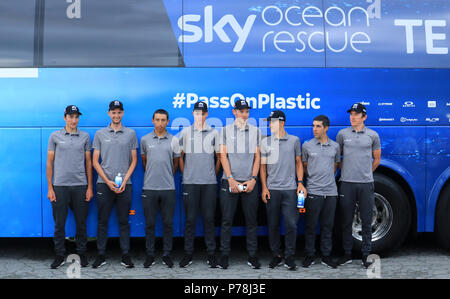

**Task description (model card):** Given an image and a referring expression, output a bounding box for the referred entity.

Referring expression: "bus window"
[0,1,35,67]
[43,0,183,67]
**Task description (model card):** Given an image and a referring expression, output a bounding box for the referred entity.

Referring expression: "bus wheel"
[351,173,411,254]
[435,183,450,250]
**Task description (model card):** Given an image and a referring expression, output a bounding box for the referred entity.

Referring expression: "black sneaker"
[284,255,297,270]
[361,255,374,269]
[79,254,89,267]
[247,256,261,269]
[162,255,174,268]
[92,255,106,269]
[218,255,229,269]
[321,256,338,269]
[50,255,65,269]
[269,256,283,269]
[179,254,193,268]
[337,254,353,266]
[144,255,156,268]
[121,254,134,268]
[302,256,316,268]
[207,255,218,268]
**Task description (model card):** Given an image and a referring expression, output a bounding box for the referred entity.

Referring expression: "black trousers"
[96,183,132,255]
[182,184,217,255]
[52,185,89,256]
[219,180,258,257]
[339,182,375,256]
[265,189,299,257]
[142,189,176,256]
[304,194,337,257]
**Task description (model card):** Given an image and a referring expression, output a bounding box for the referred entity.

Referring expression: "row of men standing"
[47,100,381,271]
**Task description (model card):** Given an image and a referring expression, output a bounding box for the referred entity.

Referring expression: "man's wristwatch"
[298,180,304,184]
[227,175,234,180]
[251,176,258,182]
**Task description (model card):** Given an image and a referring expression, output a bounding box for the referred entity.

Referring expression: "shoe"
[92,255,107,269]
[361,255,374,269]
[302,256,316,268]
[207,255,218,268]
[50,255,65,269]
[269,256,283,269]
[162,255,174,268]
[247,255,261,269]
[321,256,338,269]
[284,255,297,270]
[121,254,134,268]
[337,254,353,266]
[79,254,89,267]
[218,255,229,269]
[143,255,156,268]
[179,254,193,268]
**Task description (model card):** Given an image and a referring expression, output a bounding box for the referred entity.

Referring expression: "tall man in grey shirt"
[260,110,306,271]
[178,102,221,268]
[92,100,138,269]
[219,99,262,269]
[141,109,180,269]
[47,105,93,269]
[336,103,381,269]
[302,115,340,269]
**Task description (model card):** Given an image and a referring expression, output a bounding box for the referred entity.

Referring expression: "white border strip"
[0,68,38,78]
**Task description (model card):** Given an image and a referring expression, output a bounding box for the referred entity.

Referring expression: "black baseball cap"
[347,103,367,114]
[109,100,124,111]
[234,99,251,110]
[265,110,286,122]
[193,101,208,112]
[64,105,82,115]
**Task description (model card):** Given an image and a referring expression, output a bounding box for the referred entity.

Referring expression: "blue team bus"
[0,0,449,254]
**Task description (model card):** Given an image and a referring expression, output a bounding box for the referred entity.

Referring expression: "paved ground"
[0,234,449,279]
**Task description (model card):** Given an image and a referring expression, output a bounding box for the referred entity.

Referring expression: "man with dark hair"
[92,100,138,269]
[178,102,221,268]
[260,110,306,270]
[336,103,381,269]
[141,109,180,268]
[218,99,261,269]
[302,115,340,269]
[47,105,93,269]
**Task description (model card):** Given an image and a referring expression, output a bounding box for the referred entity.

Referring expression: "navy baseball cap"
[193,101,208,112]
[234,99,251,110]
[265,110,286,122]
[109,100,124,111]
[64,105,82,115]
[347,103,367,114]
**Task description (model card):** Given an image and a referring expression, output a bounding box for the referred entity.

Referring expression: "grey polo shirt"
[261,133,301,190]
[141,131,181,190]
[220,122,261,181]
[302,138,340,196]
[92,125,138,184]
[179,125,219,185]
[48,129,92,186]
[336,126,381,183]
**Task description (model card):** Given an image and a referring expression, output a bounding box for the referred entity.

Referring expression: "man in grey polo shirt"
[141,109,180,269]
[302,115,340,269]
[178,101,221,268]
[219,99,261,270]
[260,110,306,271]
[336,103,381,269]
[47,105,93,269]
[92,100,138,269]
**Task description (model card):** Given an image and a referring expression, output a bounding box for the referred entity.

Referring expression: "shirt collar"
[193,124,212,132]
[62,128,80,136]
[151,131,169,139]
[351,126,367,133]
[233,122,249,131]
[315,137,330,146]
[273,132,288,141]
[108,124,124,133]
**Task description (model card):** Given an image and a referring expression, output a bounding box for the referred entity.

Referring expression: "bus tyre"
[351,173,411,254]
[435,183,450,250]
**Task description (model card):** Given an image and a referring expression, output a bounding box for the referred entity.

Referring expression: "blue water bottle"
[115,173,123,188]
[297,191,305,213]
